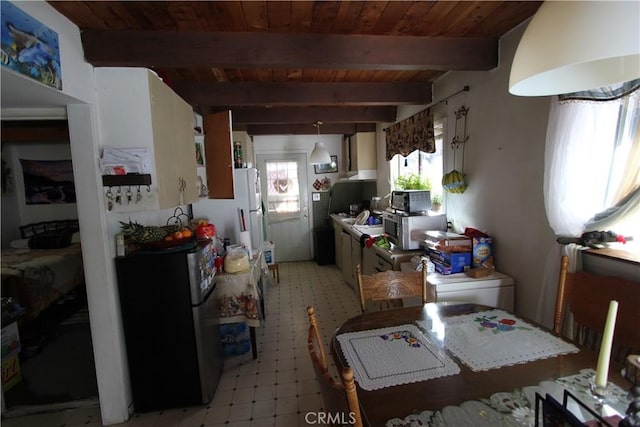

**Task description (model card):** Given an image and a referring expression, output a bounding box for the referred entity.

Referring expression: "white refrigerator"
[193,168,264,252]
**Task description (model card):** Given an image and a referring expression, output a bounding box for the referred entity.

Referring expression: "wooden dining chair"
[307,306,363,427]
[356,259,433,313]
[553,255,640,362]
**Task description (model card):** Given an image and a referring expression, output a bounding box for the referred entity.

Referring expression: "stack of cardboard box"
[420,231,473,275]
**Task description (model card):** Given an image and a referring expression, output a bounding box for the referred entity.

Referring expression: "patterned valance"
[385,108,435,161]
[559,78,640,102]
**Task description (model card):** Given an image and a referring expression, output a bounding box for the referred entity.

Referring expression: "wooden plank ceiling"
[48,1,541,135]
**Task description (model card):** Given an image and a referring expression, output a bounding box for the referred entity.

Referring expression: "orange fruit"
[182,229,193,238]
[173,231,184,240]
[164,235,174,241]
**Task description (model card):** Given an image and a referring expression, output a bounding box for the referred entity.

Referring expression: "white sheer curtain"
[535,90,640,327]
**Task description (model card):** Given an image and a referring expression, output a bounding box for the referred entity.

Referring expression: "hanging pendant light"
[309,120,331,165]
[509,1,640,97]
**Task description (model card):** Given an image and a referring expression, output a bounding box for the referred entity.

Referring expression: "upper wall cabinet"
[203,111,234,199]
[96,68,199,211]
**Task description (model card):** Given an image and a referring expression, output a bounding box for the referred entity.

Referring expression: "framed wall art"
[314,155,338,174]
[1,1,62,90]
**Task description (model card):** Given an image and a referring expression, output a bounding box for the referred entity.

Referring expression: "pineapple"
[119,220,178,243]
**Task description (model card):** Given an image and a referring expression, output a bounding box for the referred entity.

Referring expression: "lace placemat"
[385,368,630,427]
[337,324,460,391]
[418,309,579,372]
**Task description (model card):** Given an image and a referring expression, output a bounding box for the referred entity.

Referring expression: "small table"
[331,303,629,426]
[215,251,267,359]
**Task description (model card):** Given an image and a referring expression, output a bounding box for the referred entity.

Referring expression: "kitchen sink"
[352,225,384,237]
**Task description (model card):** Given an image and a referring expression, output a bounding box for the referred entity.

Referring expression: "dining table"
[331,302,631,427]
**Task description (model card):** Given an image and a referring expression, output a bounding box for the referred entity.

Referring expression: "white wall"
[432,22,555,320]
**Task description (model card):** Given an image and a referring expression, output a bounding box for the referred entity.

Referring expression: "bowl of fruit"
[119,221,195,252]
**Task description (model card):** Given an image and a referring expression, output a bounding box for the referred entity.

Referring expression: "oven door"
[382,212,400,246]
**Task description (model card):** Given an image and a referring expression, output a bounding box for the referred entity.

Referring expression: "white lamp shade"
[509,1,640,97]
[309,142,331,165]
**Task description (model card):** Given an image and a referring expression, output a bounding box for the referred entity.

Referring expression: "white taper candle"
[594,300,618,388]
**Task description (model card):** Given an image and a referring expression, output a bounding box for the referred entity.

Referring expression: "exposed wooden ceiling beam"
[236,123,377,135]
[81,31,498,71]
[173,82,431,107]
[224,106,396,124]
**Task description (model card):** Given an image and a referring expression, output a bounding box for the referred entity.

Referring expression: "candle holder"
[589,378,612,408]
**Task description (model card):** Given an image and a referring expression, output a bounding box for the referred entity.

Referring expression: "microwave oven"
[391,190,431,213]
[383,210,447,250]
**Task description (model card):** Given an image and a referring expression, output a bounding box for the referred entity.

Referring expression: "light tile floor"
[3,261,361,427]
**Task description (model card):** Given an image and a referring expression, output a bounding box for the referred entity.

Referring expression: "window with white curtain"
[544,88,640,249]
[389,119,445,211]
[265,160,300,221]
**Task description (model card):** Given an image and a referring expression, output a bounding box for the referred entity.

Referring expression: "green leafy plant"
[431,194,442,206]
[394,173,431,190]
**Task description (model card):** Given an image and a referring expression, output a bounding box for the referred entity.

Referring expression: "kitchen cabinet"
[203,111,234,199]
[345,131,376,174]
[362,246,393,275]
[96,68,199,210]
[341,230,353,288]
[334,221,343,270]
[350,235,362,288]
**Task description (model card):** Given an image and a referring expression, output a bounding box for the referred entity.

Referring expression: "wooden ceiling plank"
[166,3,203,31]
[266,1,291,32]
[289,1,314,32]
[372,1,412,34]
[191,3,223,32]
[448,1,505,37]
[172,82,432,107]
[206,68,228,83]
[80,31,498,71]
[229,106,396,124]
[214,1,248,31]
[138,2,175,31]
[48,2,111,29]
[355,1,387,34]
[332,1,366,33]
[241,1,266,31]
[392,1,437,36]
[106,3,155,31]
[470,2,542,37]
[311,1,341,33]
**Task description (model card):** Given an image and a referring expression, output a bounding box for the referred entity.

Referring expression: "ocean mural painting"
[1,0,62,89]
[20,159,76,205]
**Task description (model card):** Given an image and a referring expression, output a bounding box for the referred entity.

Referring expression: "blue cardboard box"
[427,248,471,272]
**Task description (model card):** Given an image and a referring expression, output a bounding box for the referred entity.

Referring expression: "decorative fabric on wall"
[385,108,435,160]
[20,159,76,204]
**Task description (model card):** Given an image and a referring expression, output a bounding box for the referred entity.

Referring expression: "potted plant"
[431,194,442,212]
[394,173,431,190]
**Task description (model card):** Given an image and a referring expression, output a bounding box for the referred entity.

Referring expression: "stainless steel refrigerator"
[115,240,223,412]
[193,167,264,251]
